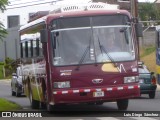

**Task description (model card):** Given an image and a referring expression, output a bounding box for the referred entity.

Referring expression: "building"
[0,0,158,61]
[0,0,91,61]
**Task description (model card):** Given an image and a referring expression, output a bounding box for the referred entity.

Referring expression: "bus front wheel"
[117,99,128,110]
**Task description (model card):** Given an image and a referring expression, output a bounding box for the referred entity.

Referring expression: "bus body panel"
[156,26,160,84]
[52,84,139,104]
[20,7,140,110]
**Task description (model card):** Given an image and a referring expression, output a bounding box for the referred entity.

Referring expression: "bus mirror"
[135,23,143,37]
[40,29,48,43]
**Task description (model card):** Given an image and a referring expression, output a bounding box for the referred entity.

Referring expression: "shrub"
[4,57,17,77]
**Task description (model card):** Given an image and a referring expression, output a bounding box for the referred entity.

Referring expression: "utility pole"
[130,0,138,20]
[130,0,140,60]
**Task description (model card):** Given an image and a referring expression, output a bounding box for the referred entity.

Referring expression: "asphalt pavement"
[1,79,160,120]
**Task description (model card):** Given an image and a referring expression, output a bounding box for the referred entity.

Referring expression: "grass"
[0,98,22,111]
[140,46,156,73]
[140,46,156,58]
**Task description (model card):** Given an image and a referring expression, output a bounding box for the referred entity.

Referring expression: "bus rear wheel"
[29,90,40,109]
[117,99,128,110]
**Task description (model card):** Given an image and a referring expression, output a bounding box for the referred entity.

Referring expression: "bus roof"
[20,9,130,34]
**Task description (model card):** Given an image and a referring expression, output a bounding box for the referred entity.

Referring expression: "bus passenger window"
[25,41,28,58]
[22,42,26,58]
[39,41,43,56]
[31,40,33,57]
[28,41,31,57]
[33,41,37,57]
[36,40,39,56]
[20,43,23,58]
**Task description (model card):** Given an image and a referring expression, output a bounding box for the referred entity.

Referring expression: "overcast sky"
[8,0,156,4]
[7,0,156,9]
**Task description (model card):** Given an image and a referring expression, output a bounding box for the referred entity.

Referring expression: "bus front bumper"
[52,84,140,104]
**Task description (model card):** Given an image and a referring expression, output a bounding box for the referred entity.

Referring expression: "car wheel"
[11,89,16,96]
[149,91,155,99]
[29,90,39,109]
[16,87,21,97]
[117,99,128,110]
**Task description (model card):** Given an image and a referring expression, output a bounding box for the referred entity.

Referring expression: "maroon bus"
[19,3,142,111]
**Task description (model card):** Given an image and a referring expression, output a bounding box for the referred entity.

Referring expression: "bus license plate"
[93,91,104,97]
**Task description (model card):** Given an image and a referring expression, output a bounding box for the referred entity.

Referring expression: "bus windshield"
[51,15,135,66]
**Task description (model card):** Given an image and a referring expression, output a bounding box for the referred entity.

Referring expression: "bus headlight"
[124,76,139,83]
[54,81,70,88]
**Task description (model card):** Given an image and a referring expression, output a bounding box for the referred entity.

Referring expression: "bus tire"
[32,99,40,109]
[41,102,46,109]
[29,90,39,109]
[117,99,128,110]
[47,104,54,112]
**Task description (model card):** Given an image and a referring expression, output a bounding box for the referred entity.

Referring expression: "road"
[0,80,160,120]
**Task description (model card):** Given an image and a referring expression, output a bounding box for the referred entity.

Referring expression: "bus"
[156,25,160,84]
[19,3,142,111]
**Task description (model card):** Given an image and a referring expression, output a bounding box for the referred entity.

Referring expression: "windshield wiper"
[75,46,90,70]
[75,33,93,71]
[97,36,118,68]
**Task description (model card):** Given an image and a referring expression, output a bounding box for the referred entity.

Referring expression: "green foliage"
[138,2,160,24]
[4,57,17,77]
[0,64,4,79]
[4,57,14,70]
[0,62,4,65]
[0,21,7,41]
[0,0,9,41]
[0,0,9,12]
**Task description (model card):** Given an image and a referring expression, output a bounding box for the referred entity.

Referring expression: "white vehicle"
[11,67,24,97]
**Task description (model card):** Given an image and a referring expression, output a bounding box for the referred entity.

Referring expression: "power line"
[8,0,46,6]
[7,0,63,9]
[9,0,23,2]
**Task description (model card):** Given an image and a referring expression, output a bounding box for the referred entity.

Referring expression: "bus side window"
[39,41,43,56]
[22,42,26,58]
[33,40,37,57]
[20,43,23,58]
[28,41,31,58]
[31,40,33,57]
[25,41,28,58]
[36,39,39,56]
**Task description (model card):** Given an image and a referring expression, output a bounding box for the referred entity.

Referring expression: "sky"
[7,0,156,9]
[8,0,156,4]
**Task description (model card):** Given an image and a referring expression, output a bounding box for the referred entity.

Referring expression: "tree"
[0,0,9,41]
[138,2,160,22]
